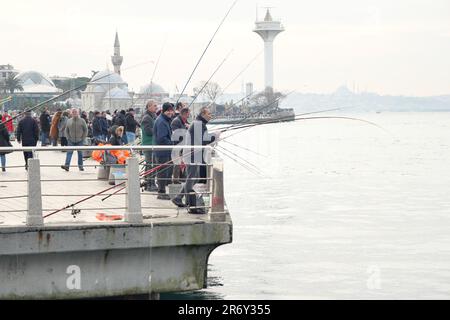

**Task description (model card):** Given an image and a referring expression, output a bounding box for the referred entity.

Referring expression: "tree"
[3,75,23,94]
[193,81,222,103]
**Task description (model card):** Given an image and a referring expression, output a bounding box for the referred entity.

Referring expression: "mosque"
[6,71,63,110]
[81,32,168,113]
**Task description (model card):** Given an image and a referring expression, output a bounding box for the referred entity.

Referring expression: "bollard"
[210,158,226,222]
[27,158,44,226]
[125,157,143,223]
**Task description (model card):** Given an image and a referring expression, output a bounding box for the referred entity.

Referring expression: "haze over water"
[164,112,450,299]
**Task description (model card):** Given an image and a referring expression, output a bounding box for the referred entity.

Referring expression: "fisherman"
[61,108,88,172]
[171,107,190,184]
[125,108,140,144]
[39,107,51,146]
[154,102,175,200]
[173,102,184,120]
[16,111,40,170]
[141,100,158,192]
[172,107,217,214]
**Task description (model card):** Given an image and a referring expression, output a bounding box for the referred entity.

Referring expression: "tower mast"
[253,7,284,95]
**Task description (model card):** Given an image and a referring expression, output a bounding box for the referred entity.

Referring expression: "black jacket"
[39,112,51,132]
[188,115,216,164]
[171,115,189,145]
[125,113,139,133]
[17,115,40,146]
[108,126,123,146]
[0,123,11,154]
[92,117,103,137]
[154,114,173,158]
[113,113,126,127]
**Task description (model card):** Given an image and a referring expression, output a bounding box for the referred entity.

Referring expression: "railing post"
[210,158,226,222]
[125,157,143,223]
[27,158,43,226]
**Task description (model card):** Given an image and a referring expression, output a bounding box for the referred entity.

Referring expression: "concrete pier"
[0,146,232,299]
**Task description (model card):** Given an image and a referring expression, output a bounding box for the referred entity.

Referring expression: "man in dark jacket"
[141,100,158,191]
[154,102,175,199]
[16,111,40,170]
[101,111,109,141]
[172,107,217,214]
[125,108,140,144]
[92,111,104,142]
[171,107,190,184]
[39,107,51,146]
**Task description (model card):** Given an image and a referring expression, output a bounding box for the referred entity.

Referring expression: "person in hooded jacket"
[0,120,12,172]
[109,125,124,146]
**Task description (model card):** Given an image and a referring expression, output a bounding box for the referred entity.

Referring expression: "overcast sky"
[1,0,449,96]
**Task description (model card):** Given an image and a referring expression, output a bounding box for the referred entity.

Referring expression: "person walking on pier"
[61,108,88,172]
[39,107,51,146]
[58,111,69,147]
[172,107,217,214]
[141,100,158,192]
[16,111,39,170]
[154,102,175,200]
[0,120,12,172]
[171,107,190,184]
[49,109,62,146]
[1,111,14,139]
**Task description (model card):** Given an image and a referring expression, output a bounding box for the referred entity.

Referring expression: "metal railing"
[0,146,226,226]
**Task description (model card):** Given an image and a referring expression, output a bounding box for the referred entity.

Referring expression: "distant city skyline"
[1,0,449,97]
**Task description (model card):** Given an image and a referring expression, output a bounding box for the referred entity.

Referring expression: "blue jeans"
[41,131,49,146]
[65,141,84,168]
[0,154,5,168]
[126,132,135,144]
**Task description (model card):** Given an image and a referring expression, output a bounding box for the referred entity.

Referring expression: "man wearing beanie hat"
[153,102,175,200]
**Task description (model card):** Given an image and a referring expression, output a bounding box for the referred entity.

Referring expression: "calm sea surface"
[162,112,450,300]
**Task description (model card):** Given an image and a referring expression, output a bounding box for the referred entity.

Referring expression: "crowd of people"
[0,101,216,214]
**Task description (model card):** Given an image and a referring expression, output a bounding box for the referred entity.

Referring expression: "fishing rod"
[188,49,233,109]
[206,50,263,109]
[175,0,238,106]
[129,37,168,110]
[1,60,155,126]
[215,144,264,175]
[221,113,388,142]
[211,90,296,135]
[221,139,267,158]
[215,147,264,177]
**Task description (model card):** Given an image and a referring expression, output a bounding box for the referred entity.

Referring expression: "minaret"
[253,8,284,94]
[111,31,123,75]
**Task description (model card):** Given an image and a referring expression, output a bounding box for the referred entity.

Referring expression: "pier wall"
[0,220,232,299]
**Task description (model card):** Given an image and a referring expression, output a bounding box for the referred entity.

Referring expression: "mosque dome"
[90,70,126,85]
[91,85,106,93]
[139,82,167,95]
[103,87,131,100]
[16,71,61,93]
